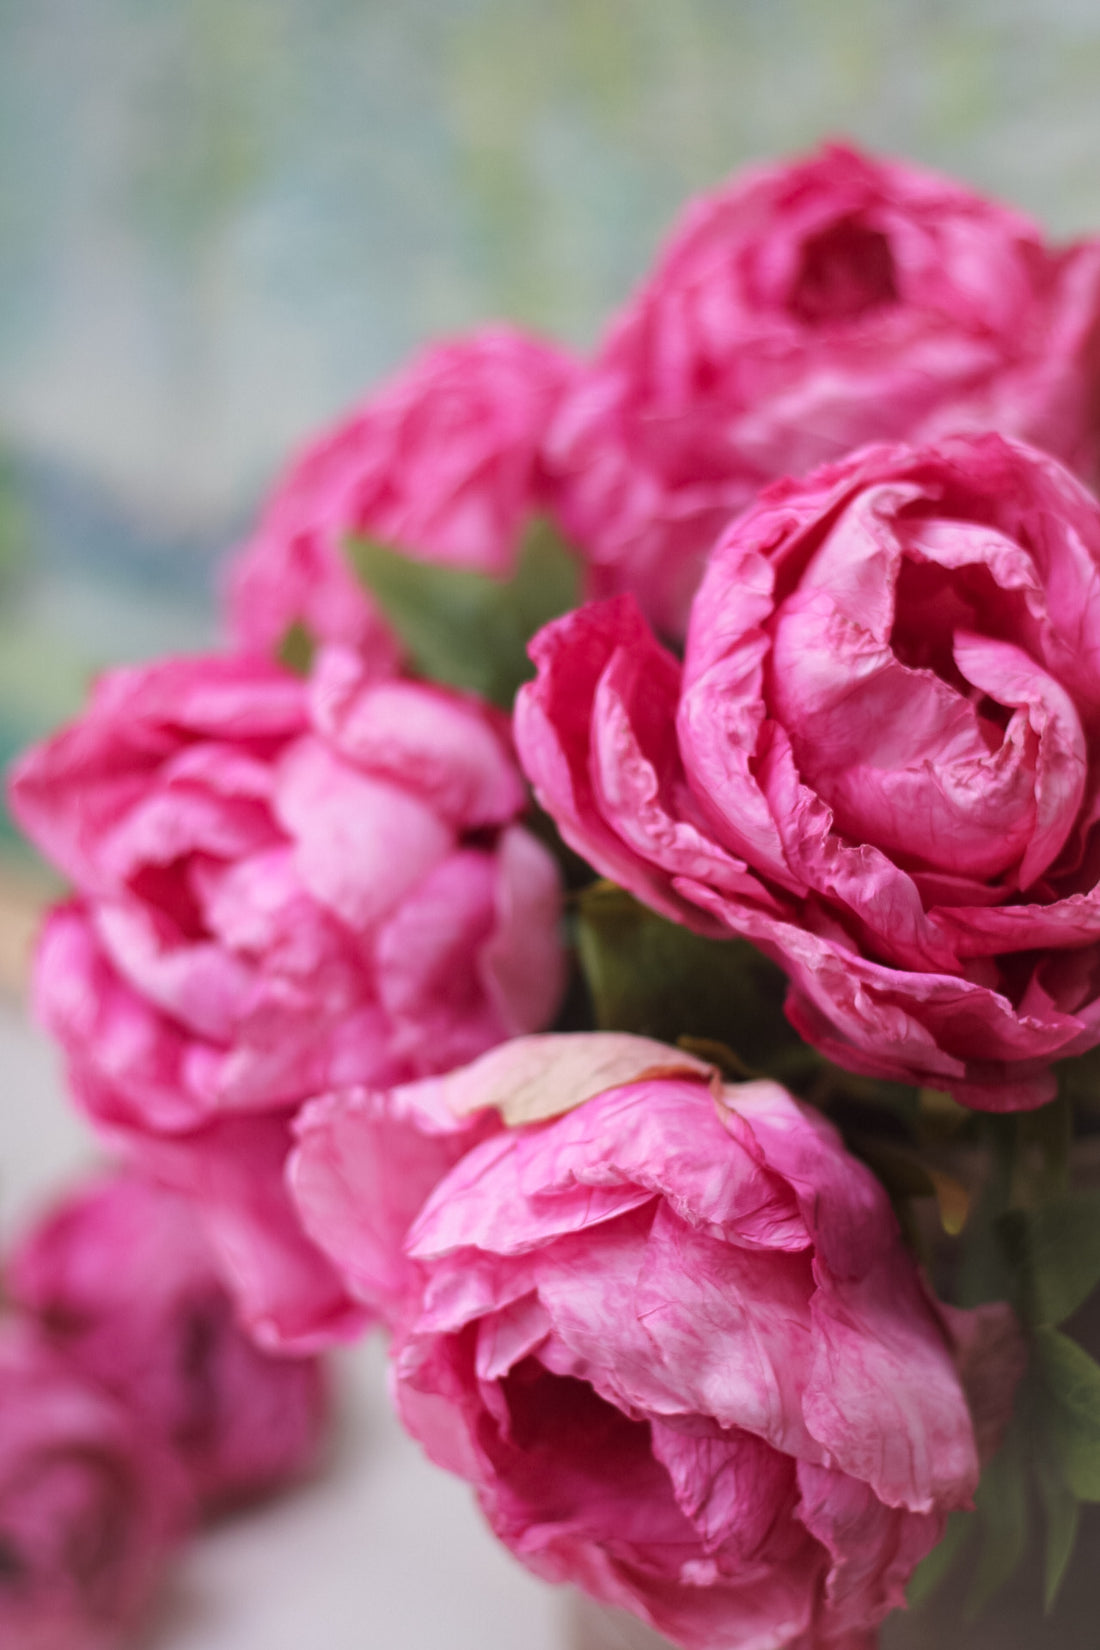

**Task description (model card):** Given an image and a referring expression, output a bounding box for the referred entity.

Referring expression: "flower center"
[767,506,1089,890]
[888,556,1014,737]
[788,220,898,324]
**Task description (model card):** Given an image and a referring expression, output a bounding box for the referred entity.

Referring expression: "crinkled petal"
[309,651,525,826]
[275,737,452,931]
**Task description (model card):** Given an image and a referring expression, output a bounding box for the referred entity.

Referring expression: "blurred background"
[8,0,1100,863]
[5,4,1100,1643]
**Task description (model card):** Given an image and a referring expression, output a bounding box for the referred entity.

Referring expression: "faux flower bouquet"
[10,140,1100,1648]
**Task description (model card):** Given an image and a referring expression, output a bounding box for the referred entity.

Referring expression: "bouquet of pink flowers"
[11,140,1100,1648]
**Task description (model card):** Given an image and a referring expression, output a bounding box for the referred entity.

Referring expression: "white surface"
[0,999,565,1650]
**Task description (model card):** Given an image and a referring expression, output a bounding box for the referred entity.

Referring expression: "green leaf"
[966,1419,1029,1616]
[955,1117,1019,1308]
[957,1196,1016,1310]
[346,516,581,707]
[1000,1191,1100,1327]
[574,883,794,1068]
[1016,1095,1072,1200]
[277,619,317,676]
[1034,1326,1100,1501]
[1035,1447,1080,1612]
[906,1509,973,1608]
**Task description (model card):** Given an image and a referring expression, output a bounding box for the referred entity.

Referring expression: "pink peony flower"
[517,434,1100,1109]
[0,1322,187,1650]
[9,645,563,1348]
[388,1042,1012,1650]
[9,645,564,1133]
[9,1168,330,1505]
[227,326,579,658]
[549,142,1100,634]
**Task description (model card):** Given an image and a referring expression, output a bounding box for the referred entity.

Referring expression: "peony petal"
[803,1253,979,1511]
[309,653,525,826]
[93,898,255,1044]
[590,640,784,911]
[128,1113,366,1354]
[649,1417,799,1558]
[795,1462,942,1639]
[436,1031,720,1128]
[289,1082,498,1326]
[478,825,566,1037]
[34,904,223,1134]
[275,738,453,931]
[517,598,732,932]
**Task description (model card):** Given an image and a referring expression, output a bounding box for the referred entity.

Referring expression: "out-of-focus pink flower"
[390,1045,1012,1650]
[227,327,579,658]
[517,434,1100,1109]
[549,143,1100,634]
[10,646,564,1135]
[0,1322,187,1650]
[9,1169,330,1505]
[9,646,563,1349]
[125,1111,366,1354]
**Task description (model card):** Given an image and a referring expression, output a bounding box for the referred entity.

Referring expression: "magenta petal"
[34,904,222,1133]
[532,1207,820,1462]
[590,641,782,912]
[93,898,254,1044]
[682,881,1083,1107]
[796,1462,942,1638]
[289,1082,497,1326]
[510,1080,807,1251]
[952,630,1086,887]
[374,850,500,1064]
[649,1417,797,1558]
[129,1114,366,1354]
[803,1252,979,1511]
[408,1131,655,1263]
[275,738,453,930]
[310,657,525,826]
[7,657,304,890]
[937,884,1100,955]
[478,825,566,1037]
[517,598,730,932]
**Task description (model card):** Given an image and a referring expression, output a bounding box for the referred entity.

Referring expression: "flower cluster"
[0,1167,329,1649]
[13,139,1100,1649]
